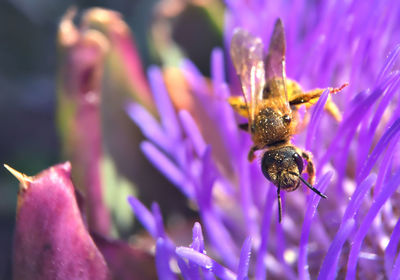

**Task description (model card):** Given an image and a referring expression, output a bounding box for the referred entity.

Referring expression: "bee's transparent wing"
[264,18,291,115]
[230,28,266,127]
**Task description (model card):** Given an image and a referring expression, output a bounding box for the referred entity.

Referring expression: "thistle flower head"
[124,0,400,279]
[127,0,400,278]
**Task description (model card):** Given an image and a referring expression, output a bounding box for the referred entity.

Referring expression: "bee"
[229,19,348,222]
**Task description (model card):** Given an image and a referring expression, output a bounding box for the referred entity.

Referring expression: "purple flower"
[128,1,400,279]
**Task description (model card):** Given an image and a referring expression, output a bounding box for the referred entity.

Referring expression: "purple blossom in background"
[128,0,400,279]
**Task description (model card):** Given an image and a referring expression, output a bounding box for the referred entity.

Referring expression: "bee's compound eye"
[283,114,291,123]
[261,152,272,181]
[293,153,303,174]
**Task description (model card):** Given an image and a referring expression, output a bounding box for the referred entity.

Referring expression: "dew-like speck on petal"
[284,248,297,265]
[176,247,237,280]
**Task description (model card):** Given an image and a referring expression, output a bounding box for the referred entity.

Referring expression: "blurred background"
[0,0,223,278]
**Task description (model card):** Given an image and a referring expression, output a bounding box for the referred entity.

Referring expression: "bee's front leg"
[295,149,327,198]
[248,145,259,162]
[300,150,316,185]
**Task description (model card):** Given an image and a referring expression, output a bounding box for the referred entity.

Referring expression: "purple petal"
[390,243,400,280]
[342,174,377,222]
[147,66,181,140]
[197,147,218,209]
[376,44,400,85]
[367,74,400,143]
[275,218,297,279]
[356,75,400,178]
[374,136,399,198]
[126,103,169,151]
[152,202,166,239]
[346,169,400,279]
[255,187,275,280]
[237,237,252,280]
[317,219,355,280]
[185,222,204,280]
[358,118,400,182]
[201,209,238,269]
[179,110,207,157]
[211,47,226,91]
[321,73,399,192]
[320,74,398,170]
[192,224,216,280]
[305,89,329,151]
[237,152,259,241]
[176,257,192,279]
[213,84,242,158]
[385,218,400,277]
[127,196,156,238]
[202,271,217,280]
[181,59,209,96]
[141,141,194,198]
[191,222,205,253]
[155,238,177,280]
[298,172,333,280]
[176,247,236,280]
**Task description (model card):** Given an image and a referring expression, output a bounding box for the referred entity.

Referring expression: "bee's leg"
[300,151,316,185]
[303,95,342,122]
[289,83,348,105]
[248,145,259,162]
[277,185,282,223]
[289,83,348,122]
[238,123,249,131]
[295,149,327,198]
[321,97,342,122]
[228,96,249,118]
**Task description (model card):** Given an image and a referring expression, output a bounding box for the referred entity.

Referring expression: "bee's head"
[261,146,303,191]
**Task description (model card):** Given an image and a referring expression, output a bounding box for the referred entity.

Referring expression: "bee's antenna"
[289,172,327,199]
